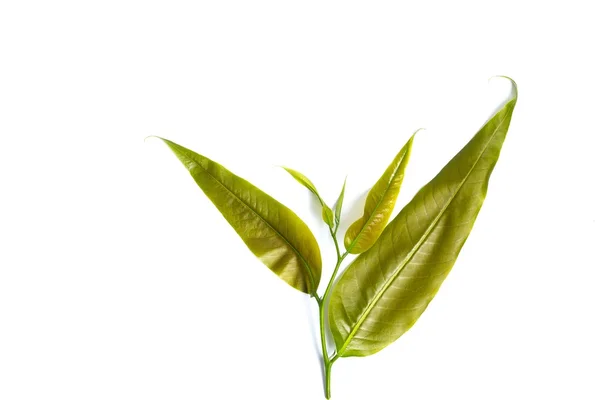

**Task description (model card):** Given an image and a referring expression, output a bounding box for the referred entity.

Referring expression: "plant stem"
[316,296,333,398]
[325,361,333,399]
[315,225,349,398]
[317,296,336,399]
[325,225,348,297]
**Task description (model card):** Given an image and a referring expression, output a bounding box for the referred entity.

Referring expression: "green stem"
[317,295,329,362]
[325,226,348,297]
[325,361,333,399]
[317,296,336,399]
[315,225,349,398]
[316,297,333,398]
[330,225,342,258]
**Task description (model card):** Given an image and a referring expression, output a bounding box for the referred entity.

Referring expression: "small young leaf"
[344,133,415,254]
[329,85,517,357]
[159,138,322,294]
[333,178,347,227]
[282,167,334,228]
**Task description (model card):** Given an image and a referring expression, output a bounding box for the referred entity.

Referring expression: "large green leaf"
[344,133,415,254]
[282,167,335,229]
[329,90,517,357]
[159,138,322,294]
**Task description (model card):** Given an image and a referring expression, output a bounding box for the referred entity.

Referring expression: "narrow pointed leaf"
[322,207,334,228]
[330,89,517,357]
[282,167,334,228]
[334,178,347,226]
[160,138,322,294]
[344,133,415,254]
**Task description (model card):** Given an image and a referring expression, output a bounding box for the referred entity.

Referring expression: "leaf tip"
[488,75,518,102]
[409,127,425,142]
[144,135,163,143]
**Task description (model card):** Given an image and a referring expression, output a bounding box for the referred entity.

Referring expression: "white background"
[1,1,599,399]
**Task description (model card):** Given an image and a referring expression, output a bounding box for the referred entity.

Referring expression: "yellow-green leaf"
[333,178,347,227]
[344,134,415,254]
[160,138,322,294]
[282,167,334,228]
[330,86,517,357]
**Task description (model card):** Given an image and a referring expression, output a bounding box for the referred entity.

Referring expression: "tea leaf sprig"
[152,77,517,398]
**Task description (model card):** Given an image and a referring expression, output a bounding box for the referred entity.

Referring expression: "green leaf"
[159,138,322,294]
[333,178,347,227]
[282,167,334,229]
[344,133,416,254]
[329,88,517,357]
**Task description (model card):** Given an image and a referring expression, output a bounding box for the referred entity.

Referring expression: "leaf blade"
[330,91,517,356]
[160,139,322,294]
[282,167,334,228]
[334,177,347,227]
[344,133,415,254]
